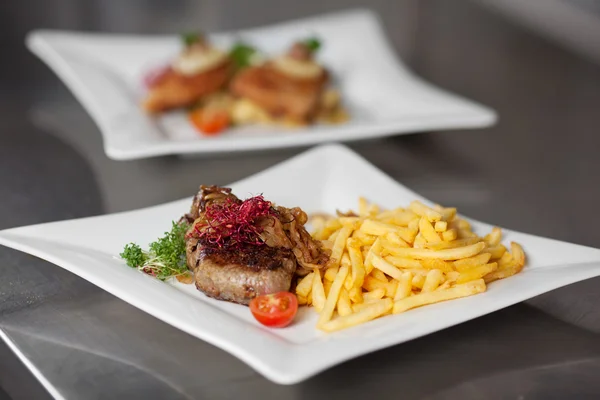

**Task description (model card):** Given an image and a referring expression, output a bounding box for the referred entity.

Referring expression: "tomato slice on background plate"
[189,108,230,135]
[250,292,298,328]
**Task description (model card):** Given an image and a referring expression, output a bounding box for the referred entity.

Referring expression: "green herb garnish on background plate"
[181,32,204,47]
[303,37,322,52]
[230,42,259,69]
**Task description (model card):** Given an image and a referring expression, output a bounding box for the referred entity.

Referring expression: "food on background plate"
[142,33,232,113]
[230,38,347,126]
[141,33,348,135]
[304,199,527,332]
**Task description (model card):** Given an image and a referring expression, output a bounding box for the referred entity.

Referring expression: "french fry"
[456,262,498,284]
[436,281,452,291]
[390,210,418,226]
[363,276,397,297]
[363,288,386,302]
[387,280,399,298]
[412,274,425,289]
[329,223,357,268]
[413,234,427,248]
[484,261,521,283]
[347,238,366,290]
[419,217,442,243]
[484,244,525,283]
[371,268,389,282]
[486,245,507,260]
[367,203,380,216]
[363,276,387,292]
[457,229,478,239]
[324,266,339,282]
[425,237,480,250]
[328,230,339,242]
[374,209,399,222]
[361,219,415,243]
[352,230,377,246]
[317,265,349,327]
[453,253,491,272]
[385,255,422,269]
[383,242,486,261]
[364,238,383,274]
[434,221,448,232]
[321,299,393,332]
[341,253,353,290]
[484,227,502,247]
[409,200,442,222]
[434,205,457,221]
[323,279,332,297]
[422,269,444,292]
[419,258,454,273]
[296,272,314,297]
[384,232,410,248]
[320,240,334,251]
[445,271,460,282]
[371,255,403,280]
[358,197,369,217]
[442,229,458,242]
[408,218,420,233]
[456,219,471,230]
[297,295,308,305]
[312,270,326,312]
[337,288,352,317]
[313,219,343,240]
[498,251,514,268]
[349,286,364,303]
[394,272,413,301]
[393,279,486,314]
[511,242,526,269]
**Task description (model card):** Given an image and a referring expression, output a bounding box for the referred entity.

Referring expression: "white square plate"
[26,9,496,160]
[2,144,599,384]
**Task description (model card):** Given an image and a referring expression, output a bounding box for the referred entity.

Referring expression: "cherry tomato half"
[249,292,298,328]
[189,108,230,136]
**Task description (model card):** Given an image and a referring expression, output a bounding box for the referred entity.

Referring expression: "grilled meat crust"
[230,64,328,122]
[187,238,295,305]
[143,60,231,113]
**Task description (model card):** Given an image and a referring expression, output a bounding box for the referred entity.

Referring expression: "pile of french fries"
[297,199,526,332]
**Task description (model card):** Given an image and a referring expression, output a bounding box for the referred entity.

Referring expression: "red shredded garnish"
[190,195,276,249]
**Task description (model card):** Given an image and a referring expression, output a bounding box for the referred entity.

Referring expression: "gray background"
[1,0,600,399]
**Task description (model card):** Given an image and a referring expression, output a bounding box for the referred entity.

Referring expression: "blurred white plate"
[1,144,600,384]
[26,9,496,160]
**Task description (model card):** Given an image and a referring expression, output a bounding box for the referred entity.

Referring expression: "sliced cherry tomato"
[189,108,230,135]
[249,291,298,328]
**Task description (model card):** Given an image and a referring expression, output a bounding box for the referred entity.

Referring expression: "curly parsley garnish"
[120,221,190,281]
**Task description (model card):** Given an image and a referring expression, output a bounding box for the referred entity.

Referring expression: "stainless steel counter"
[1,1,600,399]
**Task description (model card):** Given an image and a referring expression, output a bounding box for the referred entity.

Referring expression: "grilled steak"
[184,185,329,305]
[186,239,295,304]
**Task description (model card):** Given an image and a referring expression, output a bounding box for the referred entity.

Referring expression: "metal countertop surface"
[1,1,599,399]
